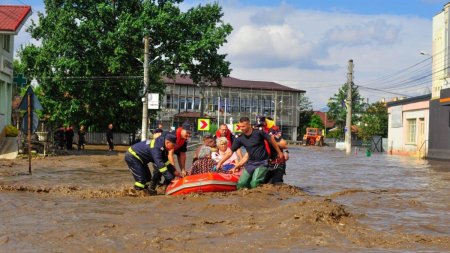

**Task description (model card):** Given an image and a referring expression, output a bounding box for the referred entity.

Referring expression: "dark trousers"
[78,140,85,150]
[150,165,176,188]
[125,152,151,188]
[265,163,286,184]
[66,137,73,150]
[107,138,114,151]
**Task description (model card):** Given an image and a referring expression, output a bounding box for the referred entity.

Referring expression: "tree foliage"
[19,0,232,132]
[326,82,367,130]
[297,94,313,139]
[358,101,388,140]
[309,114,324,129]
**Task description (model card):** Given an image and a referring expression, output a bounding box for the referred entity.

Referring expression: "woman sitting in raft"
[189,146,217,175]
[212,137,239,174]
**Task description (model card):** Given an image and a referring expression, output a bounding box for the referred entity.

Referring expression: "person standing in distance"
[106,123,114,151]
[77,125,87,150]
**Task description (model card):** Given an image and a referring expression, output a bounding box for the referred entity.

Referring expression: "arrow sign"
[197,118,210,131]
[234,123,241,132]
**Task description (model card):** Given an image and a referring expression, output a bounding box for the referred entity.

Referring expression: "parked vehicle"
[303,128,324,146]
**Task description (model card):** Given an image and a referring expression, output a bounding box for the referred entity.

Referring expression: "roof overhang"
[0,5,32,34]
[13,8,32,35]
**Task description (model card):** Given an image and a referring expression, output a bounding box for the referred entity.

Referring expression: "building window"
[406,118,416,143]
[186,97,193,110]
[2,35,10,52]
[194,97,200,110]
[172,95,179,109]
[165,95,172,108]
[180,97,186,110]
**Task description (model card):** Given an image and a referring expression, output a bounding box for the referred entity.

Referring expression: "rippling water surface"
[286,146,450,235]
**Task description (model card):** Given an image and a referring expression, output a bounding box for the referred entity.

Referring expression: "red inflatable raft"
[165,173,240,196]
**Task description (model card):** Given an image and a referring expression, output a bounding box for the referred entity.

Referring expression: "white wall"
[388,104,429,155]
[432,4,450,99]
[0,34,15,136]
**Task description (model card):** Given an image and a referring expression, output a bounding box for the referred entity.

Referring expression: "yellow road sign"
[197,118,210,131]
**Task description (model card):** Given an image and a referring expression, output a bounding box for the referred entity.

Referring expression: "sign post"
[18,86,43,175]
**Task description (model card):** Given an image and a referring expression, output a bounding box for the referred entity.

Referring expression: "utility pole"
[273,92,278,124]
[141,36,149,141]
[345,59,353,155]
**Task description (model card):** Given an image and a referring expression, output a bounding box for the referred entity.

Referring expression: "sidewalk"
[0,137,18,159]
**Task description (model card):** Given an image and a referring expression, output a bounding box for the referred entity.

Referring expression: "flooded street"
[286,146,450,238]
[0,146,449,252]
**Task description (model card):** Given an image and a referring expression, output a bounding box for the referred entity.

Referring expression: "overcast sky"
[5,0,449,109]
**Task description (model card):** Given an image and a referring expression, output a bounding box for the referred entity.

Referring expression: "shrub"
[5,124,18,137]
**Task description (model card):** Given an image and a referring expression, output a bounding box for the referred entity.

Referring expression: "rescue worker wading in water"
[125,133,178,195]
[169,122,192,177]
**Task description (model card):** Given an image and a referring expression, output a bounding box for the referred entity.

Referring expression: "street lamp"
[319,106,330,138]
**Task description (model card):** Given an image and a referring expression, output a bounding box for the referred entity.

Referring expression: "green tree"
[297,94,313,139]
[326,82,367,130]
[19,0,232,132]
[309,114,324,129]
[358,101,388,140]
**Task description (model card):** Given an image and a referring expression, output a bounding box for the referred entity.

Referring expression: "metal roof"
[0,5,32,33]
[163,75,304,93]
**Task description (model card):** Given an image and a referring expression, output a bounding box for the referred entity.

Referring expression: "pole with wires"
[141,36,149,141]
[345,59,353,155]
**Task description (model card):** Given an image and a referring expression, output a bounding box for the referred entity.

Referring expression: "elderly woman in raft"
[189,146,217,175]
[212,137,239,174]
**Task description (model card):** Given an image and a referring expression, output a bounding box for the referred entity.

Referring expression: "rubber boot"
[147,181,157,196]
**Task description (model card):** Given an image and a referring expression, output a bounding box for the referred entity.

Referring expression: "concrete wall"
[432,7,448,99]
[428,98,450,159]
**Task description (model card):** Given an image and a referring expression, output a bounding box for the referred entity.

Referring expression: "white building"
[387,95,431,158]
[428,2,450,160]
[0,5,31,141]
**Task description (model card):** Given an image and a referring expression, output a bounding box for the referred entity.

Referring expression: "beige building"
[157,75,305,140]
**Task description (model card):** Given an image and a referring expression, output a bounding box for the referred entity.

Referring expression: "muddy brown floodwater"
[0,145,449,252]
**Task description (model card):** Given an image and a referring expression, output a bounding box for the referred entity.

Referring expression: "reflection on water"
[286,146,450,235]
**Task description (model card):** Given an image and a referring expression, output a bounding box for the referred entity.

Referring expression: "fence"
[72,132,133,146]
[73,132,202,146]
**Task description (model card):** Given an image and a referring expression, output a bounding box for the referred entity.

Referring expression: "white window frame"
[2,35,11,52]
[406,118,417,144]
